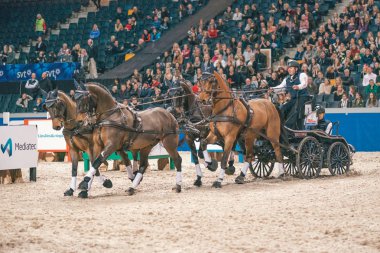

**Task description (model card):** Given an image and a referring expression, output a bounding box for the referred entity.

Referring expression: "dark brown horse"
[75,83,183,196]
[44,90,135,198]
[198,71,283,188]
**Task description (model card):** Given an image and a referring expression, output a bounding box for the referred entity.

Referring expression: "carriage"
[250,118,354,179]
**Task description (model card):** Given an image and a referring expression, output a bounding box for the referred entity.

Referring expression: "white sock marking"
[132,173,143,188]
[176,171,182,185]
[217,169,225,183]
[203,150,211,163]
[195,164,203,177]
[241,162,249,176]
[70,177,77,191]
[126,165,134,179]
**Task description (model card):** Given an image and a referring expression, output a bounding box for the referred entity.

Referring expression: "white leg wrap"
[241,162,249,176]
[217,169,225,183]
[96,175,105,184]
[126,165,134,179]
[276,162,285,174]
[86,167,96,178]
[132,172,143,188]
[203,150,211,163]
[229,152,235,161]
[176,171,182,185]
[195,164,203,177]
[70,177,77,191]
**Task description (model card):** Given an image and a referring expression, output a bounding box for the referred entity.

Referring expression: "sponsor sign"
[25,119,67,152]
[0,125,38,170]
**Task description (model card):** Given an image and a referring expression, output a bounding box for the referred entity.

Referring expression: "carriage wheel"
[296,137,323,179]
[284,158,298,177]
[327,142,350,176]
[249,159,275,178]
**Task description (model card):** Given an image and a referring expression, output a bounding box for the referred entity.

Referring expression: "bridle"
[199,73,233,105]
[45,97,69,123]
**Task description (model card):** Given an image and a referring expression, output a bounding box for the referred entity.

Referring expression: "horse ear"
[213,71,225,87]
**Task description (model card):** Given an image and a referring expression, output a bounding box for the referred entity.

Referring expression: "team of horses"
[45,71,284,198]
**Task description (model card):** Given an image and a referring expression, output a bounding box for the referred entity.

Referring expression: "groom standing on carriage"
[271,60,309,130]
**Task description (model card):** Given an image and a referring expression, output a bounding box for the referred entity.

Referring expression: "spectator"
[319,78,333,95]
[294,46,305,61]
[363,67,377,86]
[340,93,350,108]
[223,6,233,21]
[151,88,164,107]
[232,7,243,21]
[78,48,89,71]
[0,45,8,64]
[151,28,161,42]
[47,51,57,63]
[142,29,151,42]
[307,76,318,95]
[114,19,124,33]
[16,93,33,111]
[35,14,46,38]
[348,85,356,103]
[366,92,378,107]
[35,36,47,53]
[352,92,365,107]
[71,44,81,62]
[208,26,218,39]
[39,72,54,94]
[6,45,15,64]
[33,97,44,112]
[87,39,98,79]
[333,84,345,101]
[114,7,125,22]
[140,83,152,99]
[299,14,309,34]
[119,84,130,101]
[130,96,142,111]
[57,43,70,61]
[365,79,379,97]
[341,69,354,87]
[89,24,100,39]
[25,73,40,99]
[60,49,73,63]
[111,85,119,101]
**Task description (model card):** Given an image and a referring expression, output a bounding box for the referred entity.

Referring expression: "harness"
[62,124,94,150]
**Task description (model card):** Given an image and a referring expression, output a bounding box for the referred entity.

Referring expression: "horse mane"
[213,71,230,92]
[179,80,196,112]
[57,91,75,107]
[85,82,113,97]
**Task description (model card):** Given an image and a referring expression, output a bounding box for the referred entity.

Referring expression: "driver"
[312,105,333,134]
[270,60,308,129]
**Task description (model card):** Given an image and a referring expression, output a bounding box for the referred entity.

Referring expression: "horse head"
[198,71,231,104]
[44,89,68,130]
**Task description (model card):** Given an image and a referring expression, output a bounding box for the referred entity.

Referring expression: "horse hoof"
[78,176,91,191]
[207,159,218,172]
[64,188,74,196]
[235,175,245,184]
[172,184,181,193]
[225,165,236,175]
[78,191,88,198]
[103,179,113,188]
[126,187,135,196]
[193,178,202,187]
[212,181,222,188]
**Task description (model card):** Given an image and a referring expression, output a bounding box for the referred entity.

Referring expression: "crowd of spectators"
[105,0,380,110]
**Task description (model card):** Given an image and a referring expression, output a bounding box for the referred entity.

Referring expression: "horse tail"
[275,104,289,145]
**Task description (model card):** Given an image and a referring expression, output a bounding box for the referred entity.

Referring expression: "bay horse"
[74,83,183,196]
[44,90,135,198]
[171,80,237,186]
[198,71,283,188]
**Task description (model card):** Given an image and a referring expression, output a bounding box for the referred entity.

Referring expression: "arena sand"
[0,152,379,253]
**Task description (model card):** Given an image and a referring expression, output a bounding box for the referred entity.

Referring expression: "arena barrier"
[0,125,38,181]
[326,108,380,152]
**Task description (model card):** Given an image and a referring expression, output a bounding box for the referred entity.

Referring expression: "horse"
[74,83,183,196]
[198,71,283,188]
[170,79,237,186]
[44,90,135,198]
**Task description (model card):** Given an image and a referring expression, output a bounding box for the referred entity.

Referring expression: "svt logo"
[1,138,12,157]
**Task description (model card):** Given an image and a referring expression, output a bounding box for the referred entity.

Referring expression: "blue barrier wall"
[1,109,380,152]
[325,109,380,152]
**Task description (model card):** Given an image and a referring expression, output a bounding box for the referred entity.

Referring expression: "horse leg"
[161,135,183,193]
[119,151,135,182]
[187,137,202,187]
[64,148,79,196]
[126,146,151,195]
[90,144,113,190]
[131,150,139,173]
[267,125,284,177]
[200,132,218,172]
[77,144,116,198]
[212,135,235,188]
[235,132,256,184]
